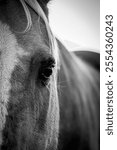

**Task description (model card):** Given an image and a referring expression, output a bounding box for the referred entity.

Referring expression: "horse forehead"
[0,21,29,64]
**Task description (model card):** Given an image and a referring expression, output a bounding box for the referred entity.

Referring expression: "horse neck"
[56,38,100,150]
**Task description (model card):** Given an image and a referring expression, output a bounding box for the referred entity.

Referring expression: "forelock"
[21,0,59,70]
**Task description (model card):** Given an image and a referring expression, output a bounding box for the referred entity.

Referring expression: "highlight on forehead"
[0,21,29,145]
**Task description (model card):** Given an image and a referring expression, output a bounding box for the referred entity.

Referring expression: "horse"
[0,0,100,150]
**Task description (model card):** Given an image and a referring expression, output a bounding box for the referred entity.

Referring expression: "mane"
[20,0,59,64]
[57,39,100,150]
[19,0,59,97]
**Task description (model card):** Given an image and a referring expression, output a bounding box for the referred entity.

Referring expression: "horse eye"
[36,57,55,86]
[30,53,55,86]
[41,68,53,78]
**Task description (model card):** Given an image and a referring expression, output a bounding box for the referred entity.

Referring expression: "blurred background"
[48,0,100,52]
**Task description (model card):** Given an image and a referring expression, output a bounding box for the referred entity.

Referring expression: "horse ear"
[43,0,51,3]
[37,0,51,5]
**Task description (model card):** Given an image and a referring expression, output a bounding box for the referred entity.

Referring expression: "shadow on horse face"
[0,0,59,150]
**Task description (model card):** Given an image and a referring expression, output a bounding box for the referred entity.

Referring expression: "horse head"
[0,0,59,149]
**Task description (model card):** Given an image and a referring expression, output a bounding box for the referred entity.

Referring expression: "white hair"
[20,0,59,67]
